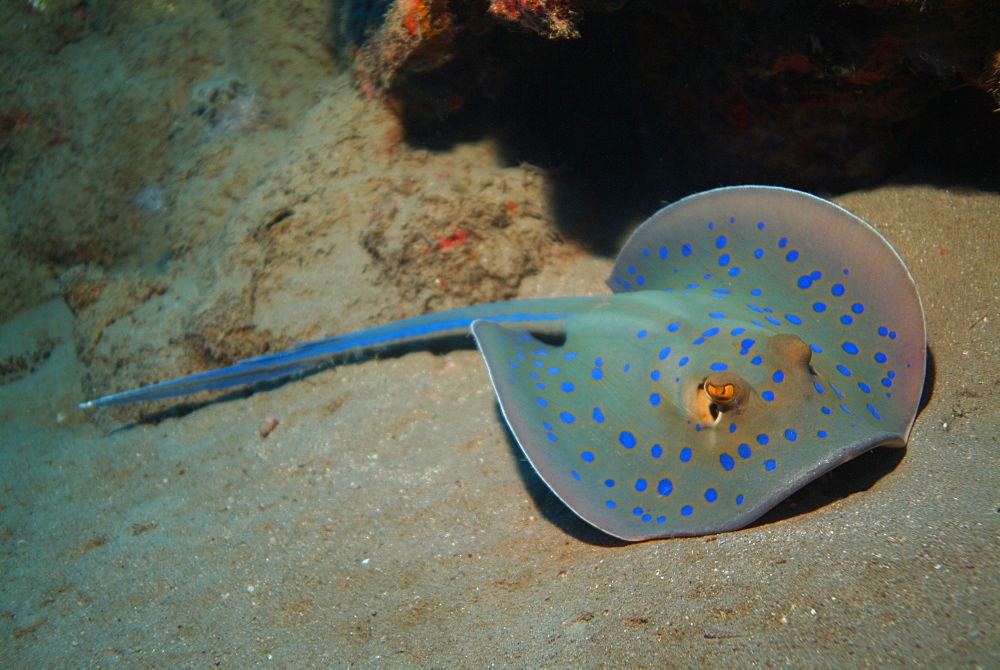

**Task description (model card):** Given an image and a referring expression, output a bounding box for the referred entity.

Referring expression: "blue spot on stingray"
[716,235,727,249]
[636,276,645,286]
[756,434,770,446]
[750,288,763,296]
[875,352,888,363]
[704,327,721,337]
[710,312,726,320]
[536,397,548,408]
[810,344,824,353]
[858,382,872,394]
[649,393,661,407]
[561,381,575,393]
[592,407,605,423]
[605,500,616,509]
[635,478,648,492]
[729,424,737,434]
[637,329,648,339]
[560,412,575,424]
[728,267,742,277]
[754,248,764,259]
[836,364,853,377]
[710,362,729,371]
[681,506,694,517]
[591,368,603,381]
[581,451,595,463]
[764,460,777,471]
[623,363,631,373]
[548,367,560,374]
[651,370,661,381]
[888,371,896,378]
[564,352,578,360]
[604,479,616,488]
[571,470,581,481]
[736,495,745,505]
[738,443,752,459]
[651,444,663,458]
[619,431,637,449]
[718,253,730,267]
[881,378,893,388]
[878,326,889,337]
[890,331,897,339]
[732,327,747,335]
[751,356,763,366]
[813,302,827,312]
[705,488,718,503]
[658,347,671,361]
[765,316,781,326]
[720,454,735,471]
[840,315,854,325]
[786,313,803,325]
[682,243,692,256]
[757,221,765,229]
[657,479,673,496]
[786,250,800,262]
[742,338,756,350]
[594,357,603,366]
[778,237,789,248]
[867,404,882,420]
[852,302,865,314]
[842,342,859,355]
[784,429,798,441]
[547,433,557,442]
[818,430,828,439]
[668,322,681,332]
[832,283,845,297]
[814,381,825,394]
[821,406,832,415]
[773,370,785,383]
[659,246,668,259]
[627,265,636,275]
[678,357,690,367]
[679,447,692,462]
[761,390,775,402]
[692,338,706,346]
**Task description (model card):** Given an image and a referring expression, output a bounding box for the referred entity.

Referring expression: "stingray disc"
[473,186,926,540]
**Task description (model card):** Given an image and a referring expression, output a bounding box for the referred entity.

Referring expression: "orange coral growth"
[401,0,429,37]
[488,0,580,39]
[436,228,470,249]
[768,52,820,77]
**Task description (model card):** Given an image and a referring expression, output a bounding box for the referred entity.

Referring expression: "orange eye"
[705,382,735,402]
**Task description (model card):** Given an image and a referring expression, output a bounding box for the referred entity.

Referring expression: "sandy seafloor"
[1,3,998,668]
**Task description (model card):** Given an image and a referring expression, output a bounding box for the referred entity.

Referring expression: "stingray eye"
[700,372,748,415]
[705,382,735,403]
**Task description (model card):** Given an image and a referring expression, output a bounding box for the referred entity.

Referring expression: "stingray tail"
[79,296,603,409]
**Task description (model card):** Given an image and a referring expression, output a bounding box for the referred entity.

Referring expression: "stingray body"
[81,186,926,541]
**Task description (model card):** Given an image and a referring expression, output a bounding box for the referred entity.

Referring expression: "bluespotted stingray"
[81,186,926,541]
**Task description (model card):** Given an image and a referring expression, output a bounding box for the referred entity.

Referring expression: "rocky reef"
[342,0,1000,192]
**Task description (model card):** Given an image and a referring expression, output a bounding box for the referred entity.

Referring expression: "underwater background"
[1,1,997,666]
